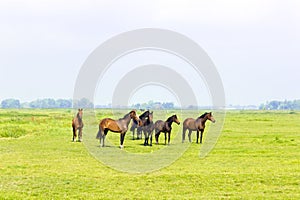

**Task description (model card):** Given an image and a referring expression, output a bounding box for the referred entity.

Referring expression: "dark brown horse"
[96,110,141,148]
[130,110,150,140]
[182,112,216,144]
[142,111,154,146]
[72,108,83,142]
[154,114,180,145]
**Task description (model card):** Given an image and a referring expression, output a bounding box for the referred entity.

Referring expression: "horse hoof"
[120,145,124,149]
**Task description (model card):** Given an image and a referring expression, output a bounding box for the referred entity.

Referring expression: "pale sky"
[1,0,299,106]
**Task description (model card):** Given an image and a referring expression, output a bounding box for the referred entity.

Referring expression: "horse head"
[173,114,180,125]
[207,112,216,123]
[139,110,150,119]
[77,108,83,120]
[148,111,153,123]
[130,110,142,126]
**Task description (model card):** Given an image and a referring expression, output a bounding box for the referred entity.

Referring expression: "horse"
[142,111,154,146]
[130,110,150,140]
[182,112,216,144]
[72,108,83,142]
[154,114,180,145]
[96,110,141,149]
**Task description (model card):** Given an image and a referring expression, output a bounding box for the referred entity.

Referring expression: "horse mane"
[166,115,176,123]
[119,112,130,120]
[199,112,208,119]
[139,110,149,119]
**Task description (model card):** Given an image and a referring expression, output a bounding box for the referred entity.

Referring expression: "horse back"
[154,120,164,130]
[100,118,122,133]
[183,118,197,130]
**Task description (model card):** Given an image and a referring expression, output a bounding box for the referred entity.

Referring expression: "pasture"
[0,109,299,199]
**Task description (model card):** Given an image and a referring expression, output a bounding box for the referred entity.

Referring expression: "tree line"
[132,100,175,110]
[0,98,94,109]
[1,98,300,110]
[259,100,300,110]
[0,98,175,109]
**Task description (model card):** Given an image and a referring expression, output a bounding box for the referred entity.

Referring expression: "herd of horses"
[72,109,216,148]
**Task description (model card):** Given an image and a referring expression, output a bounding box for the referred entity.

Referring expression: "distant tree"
[293,100,300,110]
[267,100,280,110]
[259,103,265,110]
[162,102,174,109]
[29,98,56,108]
[56,99,72,108]
[260,99,300,110]
[131,101,175,109]
[43,98,56,108]
[132,103,141,109]
[1,99,20,108]
[73,98,94,108]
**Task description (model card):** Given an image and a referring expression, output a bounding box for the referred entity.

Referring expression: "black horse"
[142,111,154,146]
[130,110,150,139]
[154,114,180,145]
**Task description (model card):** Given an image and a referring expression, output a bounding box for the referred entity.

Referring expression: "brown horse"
[154,114,180,145]
[96,110,141,148]
[130,110,150,140]
[182,112,216,144]
[142,111,154,146]
[72,108,83,142]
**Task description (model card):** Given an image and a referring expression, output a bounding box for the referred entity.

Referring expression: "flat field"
[0,109,299,199]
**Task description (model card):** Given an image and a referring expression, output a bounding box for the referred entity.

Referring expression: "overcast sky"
[0,0,299,106]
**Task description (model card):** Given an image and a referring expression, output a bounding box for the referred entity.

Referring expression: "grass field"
[0,109,299,199]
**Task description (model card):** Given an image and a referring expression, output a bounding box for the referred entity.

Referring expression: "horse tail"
[96,128,101,139]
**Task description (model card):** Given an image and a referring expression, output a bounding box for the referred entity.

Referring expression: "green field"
[0,109,299,199]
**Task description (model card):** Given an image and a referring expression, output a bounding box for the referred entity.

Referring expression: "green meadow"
[0,109,299,199]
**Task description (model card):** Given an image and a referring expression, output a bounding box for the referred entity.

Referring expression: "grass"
[0,109,299,199]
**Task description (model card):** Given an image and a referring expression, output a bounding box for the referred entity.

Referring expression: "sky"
[0,0,299,106]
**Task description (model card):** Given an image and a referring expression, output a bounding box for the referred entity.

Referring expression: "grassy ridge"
[0,109,299,199]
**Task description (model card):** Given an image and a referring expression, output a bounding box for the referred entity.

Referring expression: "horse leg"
[149,131,153,146]
[72,126,76,142]
[167,132,171,145]
[143,129,148,146]
[132,128,135,140]
[102,129,108,147]
[164,132,167,145]
[137,128,140,139]
[78,127,83,142]
[182,127,186,143]
[120,132,126,149]
[143,131,147,146]
[196,130,199,143]
[155,131,160,144]
[200,130,204,144]
[188,130,192,143]
[137,127,142,139]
